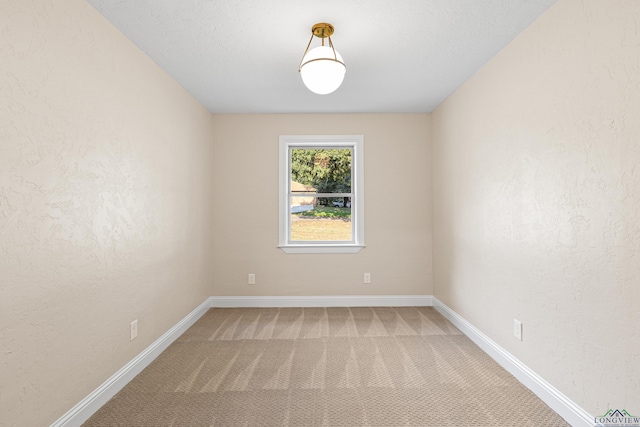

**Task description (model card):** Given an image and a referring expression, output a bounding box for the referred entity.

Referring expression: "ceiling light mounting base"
[312,23,334,38]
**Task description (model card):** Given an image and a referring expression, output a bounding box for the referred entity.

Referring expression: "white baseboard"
[433,297,593,427]
[208,294,433,308]
[51,299,211,427]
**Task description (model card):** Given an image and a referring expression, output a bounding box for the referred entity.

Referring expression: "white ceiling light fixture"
[298,23,346,95]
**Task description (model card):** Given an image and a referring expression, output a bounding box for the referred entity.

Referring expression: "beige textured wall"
[211,114,432,297]
[0,0,214,425]
[432,0,640,416]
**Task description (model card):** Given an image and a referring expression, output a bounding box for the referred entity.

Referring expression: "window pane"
[290,196,352,241]
[290,148,351,194]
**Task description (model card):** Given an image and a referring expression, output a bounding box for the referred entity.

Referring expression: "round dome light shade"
[300,46,346,95]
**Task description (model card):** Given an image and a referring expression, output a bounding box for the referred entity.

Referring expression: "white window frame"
[279,135,365,254]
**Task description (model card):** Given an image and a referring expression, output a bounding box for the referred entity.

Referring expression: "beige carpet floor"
[84,307,569,426]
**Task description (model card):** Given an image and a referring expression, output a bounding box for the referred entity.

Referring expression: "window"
[279,135,364,253]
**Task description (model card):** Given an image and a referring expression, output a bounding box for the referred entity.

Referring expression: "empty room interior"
[2,0,639,426]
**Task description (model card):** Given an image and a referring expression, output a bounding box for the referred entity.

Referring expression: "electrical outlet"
[513,319,522,341]
[248,273,256,285]
[130,319,138,341]
[364,273,371,284]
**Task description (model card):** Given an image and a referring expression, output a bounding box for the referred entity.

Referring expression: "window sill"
[278,244,365,254]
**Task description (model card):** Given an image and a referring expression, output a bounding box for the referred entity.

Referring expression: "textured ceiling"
[86,0,557,114]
